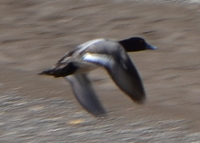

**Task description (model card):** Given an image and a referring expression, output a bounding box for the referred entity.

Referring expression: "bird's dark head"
[119,37,157,52]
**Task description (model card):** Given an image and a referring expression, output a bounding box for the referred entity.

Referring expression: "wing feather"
[66,74,106,117]
[83,53,145,103]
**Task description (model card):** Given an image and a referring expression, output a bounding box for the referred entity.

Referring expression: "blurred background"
[0,0,200,142]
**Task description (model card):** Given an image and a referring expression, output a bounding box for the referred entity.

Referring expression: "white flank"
[83,53,114,67]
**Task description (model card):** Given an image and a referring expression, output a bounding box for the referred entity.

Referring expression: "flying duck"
[39,37,156,117]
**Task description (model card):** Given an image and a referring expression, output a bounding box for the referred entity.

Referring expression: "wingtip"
[93,109,107,117]
[133,95,146,104]
[96,114,108,119]
[84,105,107,118]
[92,112,107,118]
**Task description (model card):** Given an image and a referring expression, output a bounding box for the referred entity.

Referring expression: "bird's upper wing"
[83,53,146,103]
[65,74,106,117]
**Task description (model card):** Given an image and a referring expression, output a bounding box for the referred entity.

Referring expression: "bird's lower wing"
[83,53,146,103]
[65,74,106,117]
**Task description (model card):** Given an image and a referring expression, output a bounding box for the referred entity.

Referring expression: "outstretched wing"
[83,53,146,104]
[66,74,106,117]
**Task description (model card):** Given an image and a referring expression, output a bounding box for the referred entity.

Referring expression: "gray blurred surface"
[0,0,200,142]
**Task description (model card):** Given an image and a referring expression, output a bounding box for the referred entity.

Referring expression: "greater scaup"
[39,37,156,117]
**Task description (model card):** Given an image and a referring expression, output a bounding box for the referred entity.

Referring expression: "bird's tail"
[38,62,78,78]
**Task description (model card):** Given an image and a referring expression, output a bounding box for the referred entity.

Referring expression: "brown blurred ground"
[0,0,200,142]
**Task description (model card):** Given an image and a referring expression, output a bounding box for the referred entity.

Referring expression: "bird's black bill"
[146,43,157,50]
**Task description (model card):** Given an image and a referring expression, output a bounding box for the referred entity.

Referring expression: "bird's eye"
[140,40,144,43]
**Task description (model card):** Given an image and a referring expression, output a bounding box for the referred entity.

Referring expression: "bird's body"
[39,37,156,117]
